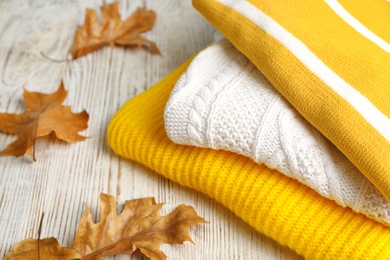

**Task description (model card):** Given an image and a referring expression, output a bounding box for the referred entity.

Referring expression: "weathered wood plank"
[0,1,303,259]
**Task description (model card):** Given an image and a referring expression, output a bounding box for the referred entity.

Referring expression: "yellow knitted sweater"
[193,0,390,203]
[108,59,390,259]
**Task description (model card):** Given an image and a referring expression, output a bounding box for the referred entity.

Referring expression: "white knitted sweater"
[164,39,390,226]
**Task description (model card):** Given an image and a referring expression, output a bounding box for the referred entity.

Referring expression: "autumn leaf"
[4,237,80,260]
[73,193,207,260]
[4,194,206,259]
[70,2,160,59]
[0,82,89,160]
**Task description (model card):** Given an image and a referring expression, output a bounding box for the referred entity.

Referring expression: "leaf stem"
[32,121,38,162]
[40,51,73,63]
[38,212,44,260]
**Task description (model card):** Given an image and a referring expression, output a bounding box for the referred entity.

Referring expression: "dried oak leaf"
[4,237,80,260]
[70,2,160,58]
[0,82,89,160]
[73,193,207,260]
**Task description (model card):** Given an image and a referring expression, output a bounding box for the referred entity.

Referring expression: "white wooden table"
[0,1,303,259]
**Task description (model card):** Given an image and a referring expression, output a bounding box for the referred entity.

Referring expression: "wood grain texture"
[0,1,303,259]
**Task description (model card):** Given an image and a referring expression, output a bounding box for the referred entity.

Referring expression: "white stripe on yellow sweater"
[324,0,390,52]
[217,0,390,144]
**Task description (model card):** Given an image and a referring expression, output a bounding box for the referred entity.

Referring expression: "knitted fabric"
[164,39,390,226]
[193,0,390,202]
[108,58,390,260]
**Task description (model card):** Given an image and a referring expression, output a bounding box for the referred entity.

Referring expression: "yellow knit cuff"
[108,58,390,259]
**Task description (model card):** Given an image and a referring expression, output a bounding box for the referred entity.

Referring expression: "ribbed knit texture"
[108,59,390,260]
[164,39,390,227]
[193,0,390,203]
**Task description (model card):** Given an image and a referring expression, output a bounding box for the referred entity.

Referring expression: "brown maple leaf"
[4,237,80,260]
[0,82,89,161]
[70,2,160,59]
[73,193,207,260]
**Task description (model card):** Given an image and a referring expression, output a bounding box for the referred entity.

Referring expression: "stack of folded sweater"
[108,0,390,259]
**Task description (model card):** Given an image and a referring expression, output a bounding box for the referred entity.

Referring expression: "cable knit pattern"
[108,58,390,259]
[164,39,390,226]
